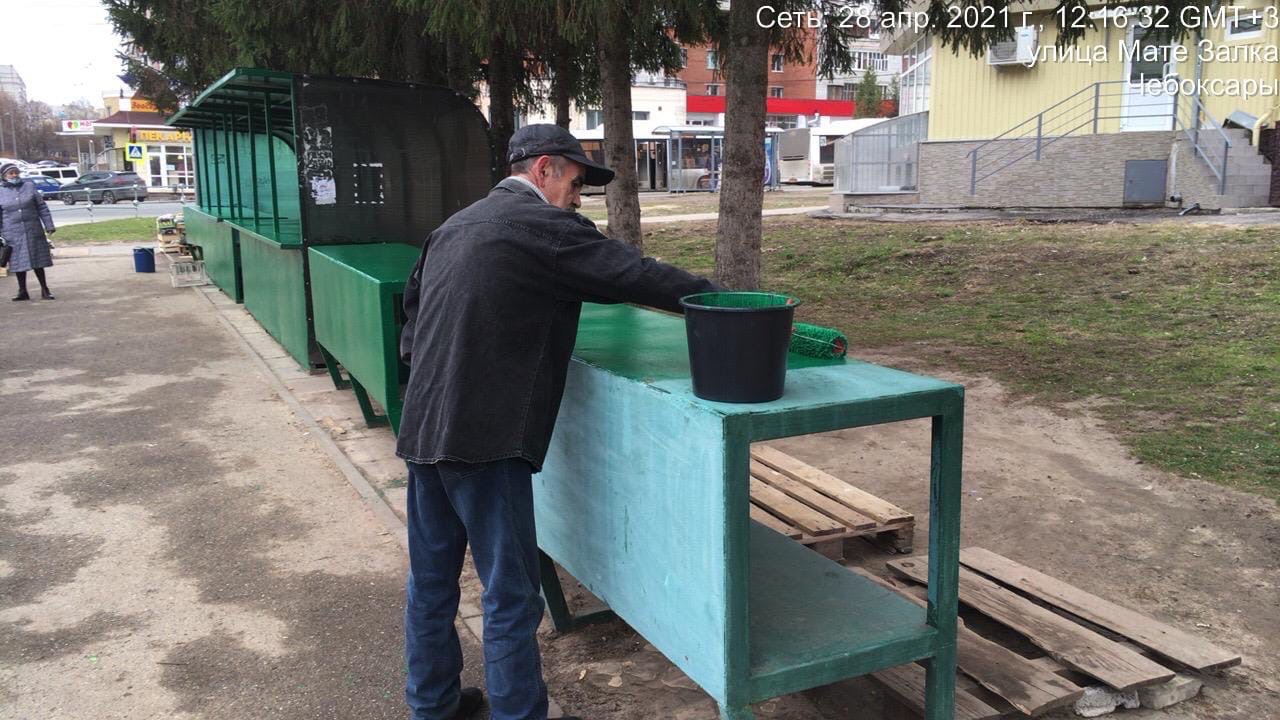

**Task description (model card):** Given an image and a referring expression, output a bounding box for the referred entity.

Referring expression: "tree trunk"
[445,36,474,96]
[715,0,770,290]
[597,1,642,249]
[488,34,518,177]
[399,19,424,82]
[551,37,575,129]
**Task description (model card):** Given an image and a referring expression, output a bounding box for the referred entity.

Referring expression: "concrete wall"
[917,131,1175,207]
[829,192,920,212]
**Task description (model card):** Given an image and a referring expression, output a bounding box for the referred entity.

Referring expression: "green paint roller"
[790,322,847,359]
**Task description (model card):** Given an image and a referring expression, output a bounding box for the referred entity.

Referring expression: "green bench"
[308,243,420,434]
[183,206,242,303]
[228,218,310,368]
[537,303,964,720]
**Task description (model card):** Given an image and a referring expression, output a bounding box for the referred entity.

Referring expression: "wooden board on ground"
[873,662,1003,720]
[751,460,876,530]
[748,477,843,536]
[749,505,800,539]
[751,445,913,525]
[850,568,1083,717]
[888,557,1175,692]
[959,547,1242,673]
[748,444,915,557]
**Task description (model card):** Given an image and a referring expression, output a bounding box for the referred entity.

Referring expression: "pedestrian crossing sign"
[126,143,146,160]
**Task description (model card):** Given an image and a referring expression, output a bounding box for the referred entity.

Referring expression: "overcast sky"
[6,0,130,109]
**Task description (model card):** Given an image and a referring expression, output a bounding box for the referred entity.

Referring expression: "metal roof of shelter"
[166,68,296,133]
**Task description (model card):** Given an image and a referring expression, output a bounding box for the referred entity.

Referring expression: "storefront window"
[140,143,196,188]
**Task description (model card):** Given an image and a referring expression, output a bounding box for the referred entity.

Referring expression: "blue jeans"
[404,458,549,720]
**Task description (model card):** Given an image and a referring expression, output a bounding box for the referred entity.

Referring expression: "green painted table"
[308,243,419,433]
[537,303,964,720]
[227,218,310,368]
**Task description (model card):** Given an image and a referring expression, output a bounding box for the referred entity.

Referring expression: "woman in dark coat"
[1,161,57,300]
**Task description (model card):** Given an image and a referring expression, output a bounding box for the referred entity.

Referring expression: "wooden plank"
[751,445,912,526]
[888,557,1175,692]
[872,662,1004,720]
[851,568,1083,716]
[750,504,801,539]
[750,460,877,530]
[960,548,1242,673]
[748,478,844,536]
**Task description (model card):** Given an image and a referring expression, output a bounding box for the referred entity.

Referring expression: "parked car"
[61,171,149,205]
[23,175,64,198]
[35,165,81,185]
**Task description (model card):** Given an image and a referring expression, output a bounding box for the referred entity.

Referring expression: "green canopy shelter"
[169,68,494,371]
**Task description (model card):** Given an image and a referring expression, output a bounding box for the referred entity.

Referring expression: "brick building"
[675,37,860,128]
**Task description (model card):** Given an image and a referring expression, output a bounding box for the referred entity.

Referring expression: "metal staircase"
[966,80,1268,204]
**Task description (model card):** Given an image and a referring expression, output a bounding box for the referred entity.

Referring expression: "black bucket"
[680,291,800,403]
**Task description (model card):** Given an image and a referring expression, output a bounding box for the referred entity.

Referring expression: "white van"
[35,166,80,185]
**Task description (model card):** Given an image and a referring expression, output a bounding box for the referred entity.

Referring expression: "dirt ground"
[536,362,1280,719]
[3,252,1276,720]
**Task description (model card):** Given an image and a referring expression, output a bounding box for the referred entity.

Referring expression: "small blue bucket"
[133,247,155,273]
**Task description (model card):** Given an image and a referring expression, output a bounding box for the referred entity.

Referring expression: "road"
[47,198,188,226]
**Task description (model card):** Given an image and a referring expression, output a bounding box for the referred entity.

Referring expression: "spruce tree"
[854,69,881,119]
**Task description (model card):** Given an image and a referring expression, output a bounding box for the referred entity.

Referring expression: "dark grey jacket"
[0,180,55,272]
[396,178,716,471]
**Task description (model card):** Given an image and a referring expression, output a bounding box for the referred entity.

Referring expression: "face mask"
[3,176,21,186]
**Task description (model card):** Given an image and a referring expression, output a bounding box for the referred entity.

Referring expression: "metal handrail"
[973,101,1180,176]
[965,80,1129,161]
[1177,95,1232,194]
[964,78,1242,196]
[971,102,1099,173]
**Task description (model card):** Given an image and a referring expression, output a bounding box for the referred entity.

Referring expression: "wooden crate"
[748,444,915,560]
[156,214,187,255]
[863,548,1241,718]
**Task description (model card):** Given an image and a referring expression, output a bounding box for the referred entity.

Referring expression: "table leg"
[317,344,349,390]
[718,704,755,720]
[924,401,963,720]
[387,401,401,436]
[350,376,390,428]
[538,550,615,633]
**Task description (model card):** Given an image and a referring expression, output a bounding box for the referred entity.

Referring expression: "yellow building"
[838,0,1279,209]
[891,0,1279,140]
[94,94,196,194]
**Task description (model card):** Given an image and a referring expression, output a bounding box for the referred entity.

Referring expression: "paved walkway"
[0,254,489,719]
[595,205,829,226]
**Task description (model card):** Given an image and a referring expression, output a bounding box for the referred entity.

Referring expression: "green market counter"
[537,303,964,720]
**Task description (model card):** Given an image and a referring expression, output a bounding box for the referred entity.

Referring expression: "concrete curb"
[594,203,829,226]
[53,243,138,258]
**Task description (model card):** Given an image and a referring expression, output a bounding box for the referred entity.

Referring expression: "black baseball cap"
[507,124,615,186]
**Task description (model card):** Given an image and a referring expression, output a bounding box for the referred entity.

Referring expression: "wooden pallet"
[747,444,915,560]
[865,548,1240,718]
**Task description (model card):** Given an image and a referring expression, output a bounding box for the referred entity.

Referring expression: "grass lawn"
[578,187,829,222]
[647,217,1280,500]
[53,218,158,245]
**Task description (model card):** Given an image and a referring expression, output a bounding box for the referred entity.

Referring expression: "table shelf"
[748,521,936,702]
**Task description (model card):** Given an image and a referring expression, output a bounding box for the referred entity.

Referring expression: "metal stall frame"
[169,69,313,367]
[171,67,497,421]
